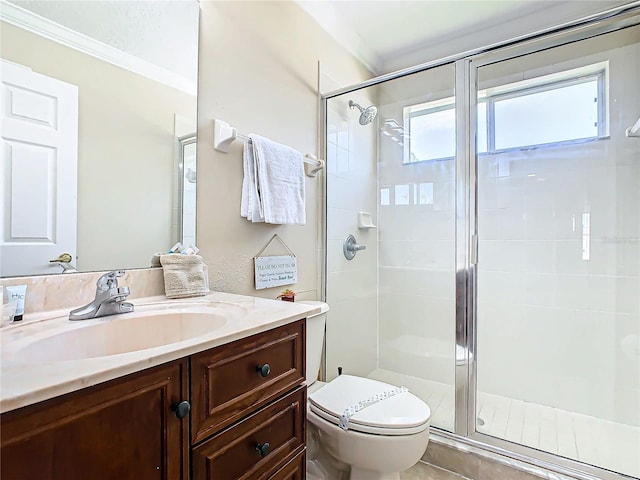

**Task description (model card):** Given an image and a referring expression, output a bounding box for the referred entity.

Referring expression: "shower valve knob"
[343,234,366,260]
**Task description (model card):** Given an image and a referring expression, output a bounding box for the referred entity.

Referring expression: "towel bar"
[213,118,325,177]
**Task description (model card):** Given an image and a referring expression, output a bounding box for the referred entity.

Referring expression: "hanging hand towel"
[159,254,209,299]
[241,140,264,223]
[245,134,306,225]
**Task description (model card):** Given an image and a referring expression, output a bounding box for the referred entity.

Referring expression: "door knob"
[49,253,73,263]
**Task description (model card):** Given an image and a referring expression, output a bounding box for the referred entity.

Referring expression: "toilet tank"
[296,301,329,386]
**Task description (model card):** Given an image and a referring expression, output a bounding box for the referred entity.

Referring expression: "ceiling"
[6,1,635,85]
[5,0,199,82]
[296,0,636,74]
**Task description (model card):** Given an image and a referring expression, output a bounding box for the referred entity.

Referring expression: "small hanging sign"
[254,234,298,290]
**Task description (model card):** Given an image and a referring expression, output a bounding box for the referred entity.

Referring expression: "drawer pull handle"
[256,364,271,378]
[256,442,270,457]
[171,400,191,419]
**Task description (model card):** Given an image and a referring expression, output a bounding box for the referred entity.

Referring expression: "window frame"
[402,65,608,165]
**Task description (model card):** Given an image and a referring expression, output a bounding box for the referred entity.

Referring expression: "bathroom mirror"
[0,0,199,277]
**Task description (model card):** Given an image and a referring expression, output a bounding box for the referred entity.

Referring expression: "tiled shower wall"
[325,93,378,381]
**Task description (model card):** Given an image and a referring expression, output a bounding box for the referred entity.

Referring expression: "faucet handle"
[96,270,126,291]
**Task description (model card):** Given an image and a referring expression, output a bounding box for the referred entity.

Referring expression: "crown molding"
[294,0,382,75]
[0,1,196,96]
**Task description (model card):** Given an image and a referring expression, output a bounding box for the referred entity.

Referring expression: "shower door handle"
[343,234,366,260]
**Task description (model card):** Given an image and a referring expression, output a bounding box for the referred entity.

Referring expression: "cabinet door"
[191,320,305,443]
[1,360,189,480]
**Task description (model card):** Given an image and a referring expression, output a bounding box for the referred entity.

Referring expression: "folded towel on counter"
[241,134,306,225]
[159,254,209,299]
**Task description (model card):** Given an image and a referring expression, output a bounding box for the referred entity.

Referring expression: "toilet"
[299,301,431,480]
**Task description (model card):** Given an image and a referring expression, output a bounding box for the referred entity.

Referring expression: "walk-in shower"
[323,7,639,480]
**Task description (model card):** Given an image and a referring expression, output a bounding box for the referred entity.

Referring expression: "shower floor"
[368,368,640,478]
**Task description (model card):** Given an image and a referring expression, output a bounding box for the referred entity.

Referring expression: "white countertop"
[0,292,320,414]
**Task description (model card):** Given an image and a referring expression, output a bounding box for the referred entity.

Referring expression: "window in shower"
[487,73,604,150]
[405,63,607,164]
[405,101,456,162]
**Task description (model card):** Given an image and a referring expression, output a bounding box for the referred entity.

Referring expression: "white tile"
[616,243,640,277]
[587,242,619,276]
[403,268,455,299]
[556,409,578,459]
[572,413,600,463]
[487,394,511,439]
[586,275,617,312]
[555,274,588,309]
[379,241,409,267]
[477,270,525,304]
[327,207,357,240]
[433,181,454,212]
[336,146,349,174]
[327,269,376,305]
[337,123,349,149]
[555,240,588,274]
[521,402,542,449]
[538,407,558,454]
[326,142,337,174]
[525,241,556,274]
[478,240,526,272]
[524,273,557,306]
[524,209,556,241]
[505,399,526,444]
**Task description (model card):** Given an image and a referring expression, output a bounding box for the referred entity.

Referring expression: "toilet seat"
[308,375,431,436]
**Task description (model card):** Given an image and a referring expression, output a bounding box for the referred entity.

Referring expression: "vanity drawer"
[191,385,306,480]
[269,450,306,480]
[191,320,305,443]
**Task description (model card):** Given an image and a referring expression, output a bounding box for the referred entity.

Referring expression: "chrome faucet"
[69,270,134,321]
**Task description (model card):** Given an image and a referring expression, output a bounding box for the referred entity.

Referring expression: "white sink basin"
[14,308,231,363]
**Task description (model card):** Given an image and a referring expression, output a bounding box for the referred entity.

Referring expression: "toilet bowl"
[299,301,431,480]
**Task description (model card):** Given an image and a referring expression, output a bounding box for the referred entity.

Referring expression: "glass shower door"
[474,25,640,477]
[324,63,458,432]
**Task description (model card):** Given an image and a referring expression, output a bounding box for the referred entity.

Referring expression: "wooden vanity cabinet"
[191,319,307,480]
[0,359,189,480]
[0,318,307,480]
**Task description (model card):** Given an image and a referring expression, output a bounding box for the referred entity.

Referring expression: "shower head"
[349,100,378,125]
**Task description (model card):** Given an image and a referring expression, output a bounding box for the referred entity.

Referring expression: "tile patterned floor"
[401,462,469,480]
[369,368,640,478]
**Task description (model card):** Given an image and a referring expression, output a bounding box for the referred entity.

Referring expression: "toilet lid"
[308,375,431,435]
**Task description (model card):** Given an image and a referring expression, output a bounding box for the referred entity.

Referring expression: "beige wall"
[196,1,371,300]
[1,22,196,272]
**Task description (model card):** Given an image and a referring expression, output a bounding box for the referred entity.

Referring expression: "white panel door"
[1,60,78,276]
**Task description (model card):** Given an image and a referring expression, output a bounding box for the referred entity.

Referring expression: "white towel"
[241,134,306,225]
[241,141,263,223]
